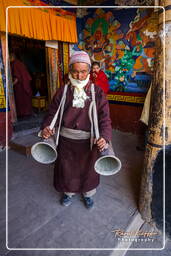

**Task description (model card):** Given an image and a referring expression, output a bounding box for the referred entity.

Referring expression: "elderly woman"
[41,51,112,209]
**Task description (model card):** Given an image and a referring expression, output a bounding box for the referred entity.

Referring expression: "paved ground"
[0,130,169,256]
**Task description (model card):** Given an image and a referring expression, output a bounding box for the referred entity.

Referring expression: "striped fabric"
[69,51,91,66]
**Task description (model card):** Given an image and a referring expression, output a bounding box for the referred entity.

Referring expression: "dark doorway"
[8,35,48,131]
[9,35,48,98]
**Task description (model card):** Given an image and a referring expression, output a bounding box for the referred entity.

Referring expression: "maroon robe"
[42,81,112,193]
[11,59,32,117]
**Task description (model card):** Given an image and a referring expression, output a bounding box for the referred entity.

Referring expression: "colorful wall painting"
[1,33,17,121]
[77,8,158,94]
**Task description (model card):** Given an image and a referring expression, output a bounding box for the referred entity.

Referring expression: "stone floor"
[0,130,168,256]
[13,111,45,133]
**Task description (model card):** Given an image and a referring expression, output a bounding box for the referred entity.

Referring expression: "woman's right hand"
[92,72,97,78]
[41,126,55,139]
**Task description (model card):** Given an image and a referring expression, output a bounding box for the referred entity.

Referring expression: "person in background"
[10,53,33,118]
[40,51,112,209]
[90,61,110,94]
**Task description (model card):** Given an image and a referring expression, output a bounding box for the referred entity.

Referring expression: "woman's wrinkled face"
[92,64,100,73]
[70,63,90,81]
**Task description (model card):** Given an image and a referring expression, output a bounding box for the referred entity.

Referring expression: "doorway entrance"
[8,35,48,132]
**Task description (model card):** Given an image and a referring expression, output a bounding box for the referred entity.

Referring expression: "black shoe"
[84,197,94,209]
[61,194,72,206]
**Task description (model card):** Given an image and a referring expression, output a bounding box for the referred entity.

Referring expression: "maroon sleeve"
[41,86,65,130]
[12,61,22,82]
[96,86,112,142]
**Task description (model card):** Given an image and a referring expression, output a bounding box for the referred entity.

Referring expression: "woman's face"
[70,63,89,81]
[92,65,100,73]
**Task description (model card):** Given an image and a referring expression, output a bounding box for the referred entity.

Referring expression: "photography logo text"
[111,229,158,243]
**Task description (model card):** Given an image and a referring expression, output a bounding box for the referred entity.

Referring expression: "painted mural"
[77,8,158,93]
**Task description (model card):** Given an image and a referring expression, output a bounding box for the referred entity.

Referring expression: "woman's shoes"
[61,194,72,206]
[84,197,94,209]
[61,194,94,209]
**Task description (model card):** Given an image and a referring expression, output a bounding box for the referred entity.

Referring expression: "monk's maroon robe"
[11,59,32,117]
[42,82,112,193]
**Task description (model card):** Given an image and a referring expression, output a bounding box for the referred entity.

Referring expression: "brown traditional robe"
[11,59,32,117]
[41,81,112,193]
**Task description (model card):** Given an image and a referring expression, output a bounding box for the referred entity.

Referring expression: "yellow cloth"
[0,0,78,43]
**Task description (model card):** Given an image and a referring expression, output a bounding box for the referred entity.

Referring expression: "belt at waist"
[59,127,90,140]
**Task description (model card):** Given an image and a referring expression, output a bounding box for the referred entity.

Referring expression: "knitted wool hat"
[69,51,91,66]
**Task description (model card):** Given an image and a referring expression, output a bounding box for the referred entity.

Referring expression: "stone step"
[12,127,40,139]
[9,133,42,157]
[13,112,45,133]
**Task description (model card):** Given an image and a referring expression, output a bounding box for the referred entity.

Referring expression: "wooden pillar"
[139,1,171,222]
